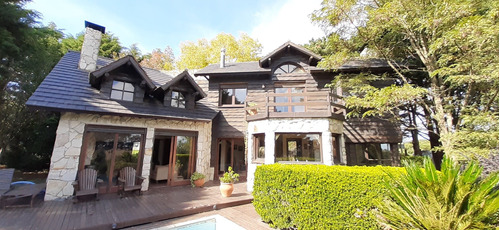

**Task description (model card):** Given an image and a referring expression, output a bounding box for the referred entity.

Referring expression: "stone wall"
[245,118,344,191]
[45,112,213,201]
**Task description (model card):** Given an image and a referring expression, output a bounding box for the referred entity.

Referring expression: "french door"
[217,138,246,180]
[168,136,196,186]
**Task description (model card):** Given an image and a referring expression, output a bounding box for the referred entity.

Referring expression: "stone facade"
[45,112,213,201]
[78,27,102,72]
[245,118,345,191]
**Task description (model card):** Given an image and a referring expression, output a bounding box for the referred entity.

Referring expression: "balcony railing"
[245,91,345,121]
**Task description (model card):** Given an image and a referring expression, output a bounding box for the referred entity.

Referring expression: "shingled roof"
[26,51,218,121]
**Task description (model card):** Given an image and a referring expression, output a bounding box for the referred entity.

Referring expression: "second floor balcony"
[245,90,345,121]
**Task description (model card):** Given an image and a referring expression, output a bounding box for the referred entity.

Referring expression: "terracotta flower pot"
[220,183,234,197]
[194,178,205,187]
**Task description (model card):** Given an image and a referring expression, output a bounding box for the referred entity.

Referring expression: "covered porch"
[0,181,252,230]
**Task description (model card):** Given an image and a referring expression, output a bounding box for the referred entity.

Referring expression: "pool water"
[161,215,244,230]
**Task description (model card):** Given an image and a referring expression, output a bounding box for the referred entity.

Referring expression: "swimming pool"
[160,215,245,230]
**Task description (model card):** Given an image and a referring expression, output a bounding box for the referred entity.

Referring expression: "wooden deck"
[0,181,253,230]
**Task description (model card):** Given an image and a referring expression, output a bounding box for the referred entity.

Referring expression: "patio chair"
[118,167,144,197]
[72,168,99,203]
[0,168,15,195]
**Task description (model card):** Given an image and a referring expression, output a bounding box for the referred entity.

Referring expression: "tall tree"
[177,33,262,70]
[118,43,143,62]
[140,47,175,70]
[0,0,64,170]
[61,31,122,58]
[311,0,499,165]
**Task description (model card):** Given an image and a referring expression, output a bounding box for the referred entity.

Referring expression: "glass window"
[171,91,186,108]
[81,128,144,191]
[345,143,393,166]
[111,80,135,102]
[220,86,247,106]
[275,133,321,162]
[274,86,305,112]
[253,134,265,161]
[273,64,305,75]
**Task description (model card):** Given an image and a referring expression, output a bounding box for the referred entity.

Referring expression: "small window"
[275,133,322,162]
[273,63,305,75]
[171,91,186,108]
[253,134,265,162]
[111,80,134,101]
[220,85,247,106]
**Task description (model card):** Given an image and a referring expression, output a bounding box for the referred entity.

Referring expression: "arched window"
[273,63,305,75]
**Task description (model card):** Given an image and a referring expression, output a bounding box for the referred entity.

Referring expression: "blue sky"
[26,0,326,57]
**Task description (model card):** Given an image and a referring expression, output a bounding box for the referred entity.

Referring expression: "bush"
[378,157,499,229]
[252,164,404,229]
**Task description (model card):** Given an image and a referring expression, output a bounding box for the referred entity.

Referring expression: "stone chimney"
[78,21,105,72]
[220,48,226,68]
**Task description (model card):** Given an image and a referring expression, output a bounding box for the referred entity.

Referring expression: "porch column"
[322,131,333,165]
[264,130,275,164]
[390,143,401,166]
[340,134,347,165]
[141,127,155,191]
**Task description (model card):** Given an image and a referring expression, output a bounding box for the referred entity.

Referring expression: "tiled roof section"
[343,117,402,143]
[194,61,270,76]
[26,51,218,121]
[144,68,174,86]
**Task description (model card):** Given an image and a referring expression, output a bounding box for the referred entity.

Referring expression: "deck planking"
[0,182,252,230]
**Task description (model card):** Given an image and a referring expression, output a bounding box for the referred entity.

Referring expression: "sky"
[26,0,327,57]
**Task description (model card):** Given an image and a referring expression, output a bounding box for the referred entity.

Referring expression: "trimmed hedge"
[252,164,404,229]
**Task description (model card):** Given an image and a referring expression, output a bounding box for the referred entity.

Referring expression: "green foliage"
[378,157,499,229]
[311,0,499,159]
[61,32,122,58]
[176,33,262,69]
[0,1,64,171]
[190,172,205,187]
[219,166,239,183]
[404,140,431,156]
[253,164,404,229]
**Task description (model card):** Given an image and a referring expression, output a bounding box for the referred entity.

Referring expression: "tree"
[61,31,122,58]
[119,43,143,62]
[0,0,64,170]
[177,33,262,69]
[140,47,175,70]
[311,0,499,166]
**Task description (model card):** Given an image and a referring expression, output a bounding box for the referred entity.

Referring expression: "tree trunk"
[423,106,443,170]
[409,106,422,156]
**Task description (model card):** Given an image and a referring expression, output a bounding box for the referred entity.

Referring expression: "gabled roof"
[161,70,207,100]
[26,51,218,121]
[259,41,322,68]
[89,55,156,89]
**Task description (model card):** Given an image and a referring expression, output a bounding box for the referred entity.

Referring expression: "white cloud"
[250,0,326,56]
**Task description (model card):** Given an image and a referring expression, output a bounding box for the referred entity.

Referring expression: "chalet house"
[26,22,401,200]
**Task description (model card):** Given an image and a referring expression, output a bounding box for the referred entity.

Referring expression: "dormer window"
[111,80,134,101]
[171,91,186,108]
[274,63,305,75]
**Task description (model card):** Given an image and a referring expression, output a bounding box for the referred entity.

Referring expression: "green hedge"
[252,164,405,229]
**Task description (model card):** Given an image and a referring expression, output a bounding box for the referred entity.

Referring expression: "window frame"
[273,63,305,75]
[252,133,266,164]
[219,84,247,107]
[273,82,307,113]
[110,80,135,102]
[171,90,186,108]
[274,132,323,164]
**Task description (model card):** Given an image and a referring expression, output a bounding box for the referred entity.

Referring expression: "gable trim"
[259,41,322,68]
[160,70,207,100]
[89,55,156,90]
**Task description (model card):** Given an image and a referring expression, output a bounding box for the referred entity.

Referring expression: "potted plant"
[219,166,239,197]
[190,172,206,187]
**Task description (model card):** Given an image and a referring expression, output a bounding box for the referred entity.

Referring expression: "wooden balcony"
[245,91,345,121]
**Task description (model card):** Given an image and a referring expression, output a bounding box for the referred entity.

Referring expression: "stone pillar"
[340,134,347,165]
[322,131,333,165]
[141,128,155,191]
[264,130,275,164]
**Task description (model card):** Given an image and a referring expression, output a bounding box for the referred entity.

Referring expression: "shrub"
[252,164,404,229]
[220,166,239,183]
[377,157,499,229]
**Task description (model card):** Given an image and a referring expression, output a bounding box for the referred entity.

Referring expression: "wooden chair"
[72,168,99,203]
[118,167,144,197]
